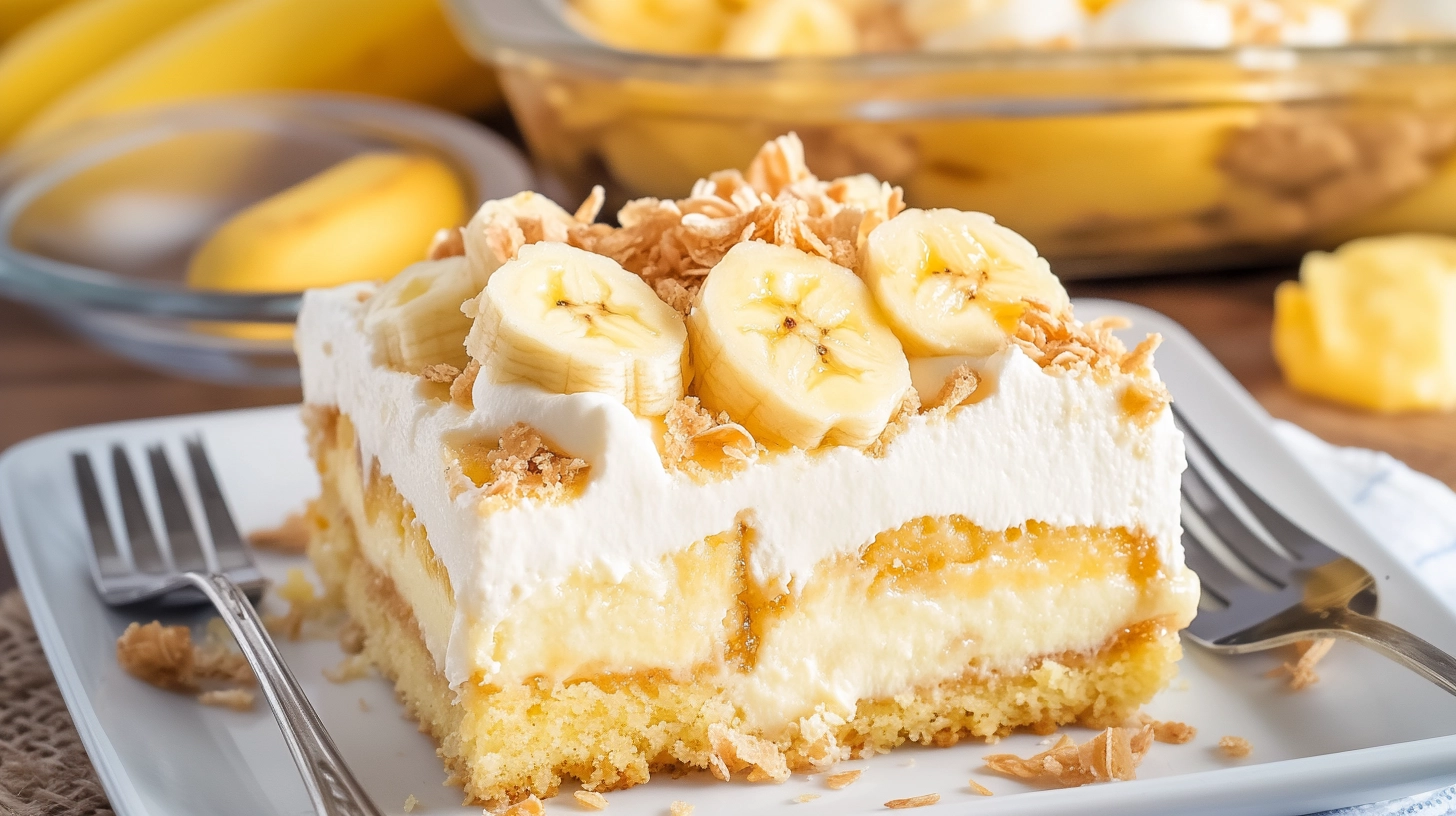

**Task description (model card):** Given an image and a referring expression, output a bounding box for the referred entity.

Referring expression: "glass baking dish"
[445,0,1456,277]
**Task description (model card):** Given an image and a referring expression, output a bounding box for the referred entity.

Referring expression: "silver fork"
[73,438,384,816]
[1174,406,1456,696]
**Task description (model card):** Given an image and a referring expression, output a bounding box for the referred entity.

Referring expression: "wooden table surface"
[2,267,1454,590]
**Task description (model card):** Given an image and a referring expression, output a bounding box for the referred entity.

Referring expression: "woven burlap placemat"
[0,590,112,816]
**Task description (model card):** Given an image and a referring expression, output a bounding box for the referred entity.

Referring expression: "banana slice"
[688,241,911,449]
[463,191,578,283]
[720,0,858,58]
[862,208,1068,357]
[364,255,484,373]
[466,242,688,416]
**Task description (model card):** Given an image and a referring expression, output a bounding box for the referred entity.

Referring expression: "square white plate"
[3,300,1456,816]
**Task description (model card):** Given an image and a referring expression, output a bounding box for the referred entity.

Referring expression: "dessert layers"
[297,283,1196,731]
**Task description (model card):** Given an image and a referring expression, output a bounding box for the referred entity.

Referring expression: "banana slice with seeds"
[688,241,911,449]
[863,208,1068,357]
[466,242,689,417]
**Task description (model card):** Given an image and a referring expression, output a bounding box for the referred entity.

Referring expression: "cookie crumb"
[574,790,608,810]
[197,688,255,711]
[1219,736,1252,759]
[1265,638,1334,690]
[794,793,820,803]
[247,511,309,554]
[885,793,939,809]
[503,795,544,816]
[404,793,420,813]
[825,770,862,790]
[984,724,1155,786]
[669,802,694,816]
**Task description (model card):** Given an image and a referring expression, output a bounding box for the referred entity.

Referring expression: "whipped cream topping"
[921,0,1087,51]
[1362,0,1456,41]
[1088,0,1236,48]
[297,284,1187,690]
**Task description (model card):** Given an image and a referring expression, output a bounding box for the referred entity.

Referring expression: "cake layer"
[309,405,1197,735]
[296,284,1187,690]
[314,477,1187,806]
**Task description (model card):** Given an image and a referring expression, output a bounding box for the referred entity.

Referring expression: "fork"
[73,437,384,816]
[1173,405,1456,697]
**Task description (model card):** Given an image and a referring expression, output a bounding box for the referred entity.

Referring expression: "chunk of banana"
[466,242,689,417]
[720,0,858,58]
[862,208,1068,357]
[364,255,484,374]
[463,191,579,283]
[688,240,911,449]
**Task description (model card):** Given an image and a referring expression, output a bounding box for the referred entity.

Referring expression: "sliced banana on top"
[463,191,578,283]
[862,208,1068,357]
[365,255,484,373]
[688,241,911,449]
[466,242,689,417]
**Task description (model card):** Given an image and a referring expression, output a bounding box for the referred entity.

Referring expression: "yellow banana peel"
[17,0,498,145]
[0,0,79,43]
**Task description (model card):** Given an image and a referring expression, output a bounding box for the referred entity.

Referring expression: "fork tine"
[1179,512,1246,605]
[1173,406,1334,565]
[111,445,167,574]
[186,437,252,573]
[73,453,129,583]
[148,446,209,573]
[1180,459,1293,587]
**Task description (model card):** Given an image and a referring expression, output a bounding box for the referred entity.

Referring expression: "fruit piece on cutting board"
[187,151,467,295]
[1273,234,1456,412]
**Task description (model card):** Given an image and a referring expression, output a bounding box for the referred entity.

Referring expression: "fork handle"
[1329,609,1456,698]
[185,572,384,816]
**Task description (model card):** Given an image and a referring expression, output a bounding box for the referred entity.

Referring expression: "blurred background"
[2,0,1456,586]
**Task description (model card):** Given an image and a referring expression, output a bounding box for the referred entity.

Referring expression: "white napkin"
[1272,421,1456,816]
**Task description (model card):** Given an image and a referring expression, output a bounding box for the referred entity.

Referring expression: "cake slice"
[295,134,1198,807]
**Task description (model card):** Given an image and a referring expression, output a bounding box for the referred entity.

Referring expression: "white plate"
[3,300,1456,816]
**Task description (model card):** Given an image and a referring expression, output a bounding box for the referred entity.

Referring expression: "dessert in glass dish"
[294,135,1198,807]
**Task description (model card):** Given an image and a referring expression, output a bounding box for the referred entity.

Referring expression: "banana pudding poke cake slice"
[295,134,1199,808]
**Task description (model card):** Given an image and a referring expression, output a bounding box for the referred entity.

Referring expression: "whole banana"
[466,242,690,417]
[862,208,1068,357]
[688,240,911,449]
[15,0,498,145]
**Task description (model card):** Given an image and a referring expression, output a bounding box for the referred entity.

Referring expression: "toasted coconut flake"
[1266,638,1334,690]
[661,397,757,478]
[1012,299,1162,380]
[708,722,791,783]
[1219,736,1252,759]
[574,790,608,810]
[984,725,1155,787]
[247,511,309,554]
[825,770,862,790]
[503,795,545,816]
[575,185,606,224]
[923,364,980,416]
[968,780,993,796]
[117,622,198,692]
[427,227,465,260]
[885,794,940,809]
[654,277,694,317]
[198,688,255,711]
[450,359,480,408]
[421,363,461,384]
[866,390,921,458]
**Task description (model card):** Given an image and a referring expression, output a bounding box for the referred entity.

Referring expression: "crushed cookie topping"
[1133,712,1198,744]
[662,397,757,478]
[923,364,980,416]
[885,794,940,809]
[573,790,608,810]
[502,794,545,815]
[247,511,309,554]
[1266,638,1334,691]
[450,359,479,408]
[984,724,1155,787]
[420,362,461,384]
[824,769,862,790]
[478,422,589,504]
[669,801,694,816]
[968,779,993,796]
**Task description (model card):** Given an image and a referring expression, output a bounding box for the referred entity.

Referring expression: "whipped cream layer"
[297,283,1188,691]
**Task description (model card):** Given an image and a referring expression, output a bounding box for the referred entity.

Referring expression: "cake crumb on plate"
[825,770,862,789]
[574,790,608,810]
[1219,736,1253,759]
